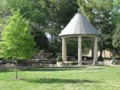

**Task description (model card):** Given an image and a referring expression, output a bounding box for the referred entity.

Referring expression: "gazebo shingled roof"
[59,12,99,37]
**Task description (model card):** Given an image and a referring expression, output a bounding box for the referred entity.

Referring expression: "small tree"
[0,11,36,79]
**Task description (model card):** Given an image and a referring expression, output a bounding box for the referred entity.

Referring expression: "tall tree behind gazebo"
[77,0,119,57]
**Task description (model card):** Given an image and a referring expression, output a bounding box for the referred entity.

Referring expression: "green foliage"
[0,0,49,51]
[98,56,104,61]
[113,23,120,48]
[0,11,36,59]
[82,39,92,55]
[39,0,79,53]
[1,0,119,56]
[48,40,61,53]
[113,0,120,23]
[6,0,46,24]
[0,0,79,53]
[31,30,48,50]
[67,40,78,56]
[67,39,92,56]
[77,0,120,57]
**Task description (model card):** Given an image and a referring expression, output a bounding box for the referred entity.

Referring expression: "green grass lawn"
[0,66,120,90]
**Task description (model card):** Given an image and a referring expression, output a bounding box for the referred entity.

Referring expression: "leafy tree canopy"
[0,0,49,51]
[113,23,120,49]
[77,0,120,57]
[0,11,36,59]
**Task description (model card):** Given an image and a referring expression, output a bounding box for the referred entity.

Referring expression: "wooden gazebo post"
[62,37,67,63]
[93,36,98,65]
[78,36,82,65]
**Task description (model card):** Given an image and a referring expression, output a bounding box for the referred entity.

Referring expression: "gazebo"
[59,9,100,65]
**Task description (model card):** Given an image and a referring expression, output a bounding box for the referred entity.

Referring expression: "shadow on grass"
[21,66,104,72]
[21,67,84,72]
[24,78,100,84]
[0,66,104,72]
[0,67,82,72]
[0,68,14,72]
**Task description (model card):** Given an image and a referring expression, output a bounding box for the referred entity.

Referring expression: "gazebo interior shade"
[59,12,99,37]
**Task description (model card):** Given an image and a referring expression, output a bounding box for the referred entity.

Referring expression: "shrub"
[98,56,104,61]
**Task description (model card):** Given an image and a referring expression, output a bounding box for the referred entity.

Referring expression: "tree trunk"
[100,49,103,58]
[16,59,18,79]
[92,47,94,59]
